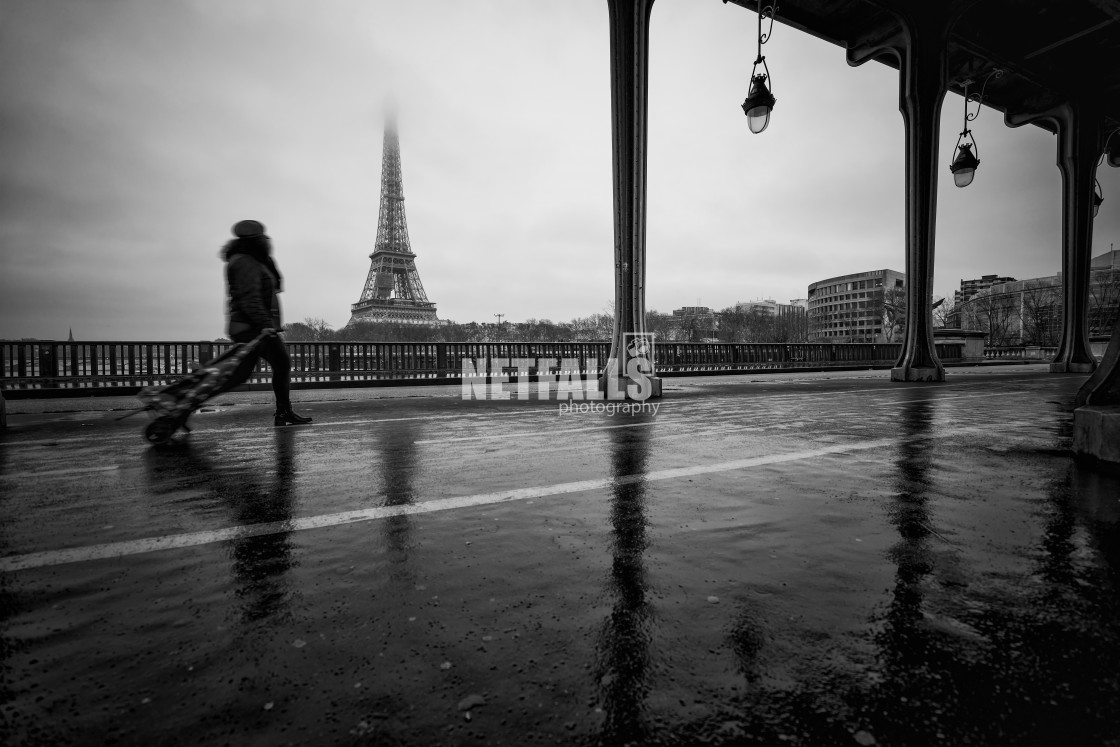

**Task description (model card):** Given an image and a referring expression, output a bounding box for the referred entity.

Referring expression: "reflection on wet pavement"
[379,418,419,588]
[595,420,653,744]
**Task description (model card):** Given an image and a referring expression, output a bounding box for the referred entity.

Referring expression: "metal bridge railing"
[983,346,1057,361]
[0,340,964,395]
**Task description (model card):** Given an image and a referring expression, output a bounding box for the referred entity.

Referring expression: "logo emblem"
[625,334,653,360]
[621,333,655,401]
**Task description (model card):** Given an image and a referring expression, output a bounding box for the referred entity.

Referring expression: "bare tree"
[1089,267,1120,337]
[1020,281,1060,346]
[646,311,683,342]
[774,306,809,342]
[718,306,767,342]
[881,285,907,343]
[932,296,953,329]
[302,317,335,341]
[567,312,613,342]
[961,291,1018,346]
[282,321,316,341]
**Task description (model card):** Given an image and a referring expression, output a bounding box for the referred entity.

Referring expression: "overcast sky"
[1,0,1117,340]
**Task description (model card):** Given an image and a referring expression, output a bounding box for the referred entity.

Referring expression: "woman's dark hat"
[232,219,267,239]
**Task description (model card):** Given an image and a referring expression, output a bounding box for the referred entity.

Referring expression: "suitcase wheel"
[144,417,179,446]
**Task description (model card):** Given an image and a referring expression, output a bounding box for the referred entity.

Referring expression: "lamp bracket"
[1100,127,1120,167]
[751,3,777,85]
[964,67,1004,123]
[758,3,778,45]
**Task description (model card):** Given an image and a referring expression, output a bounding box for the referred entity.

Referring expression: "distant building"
[1092,247,1120,270]
[733,298,806,316]
[671,306,718,341]
[951,250,1120,345]
[672,306,713,318]
[955,274,1017,305]
[807,269,905,343]
[735,299,779,315]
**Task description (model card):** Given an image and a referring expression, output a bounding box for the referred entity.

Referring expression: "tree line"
[282,305,811,344]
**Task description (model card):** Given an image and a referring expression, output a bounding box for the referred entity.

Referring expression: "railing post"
[17,344,28,380]
[329,343,341,382]
[437,344,449,378]
[40,344,58,379]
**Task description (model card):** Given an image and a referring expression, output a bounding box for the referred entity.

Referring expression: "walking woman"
[222,219,312,426]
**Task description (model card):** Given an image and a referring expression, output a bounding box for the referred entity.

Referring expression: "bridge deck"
[2,366,1118,745]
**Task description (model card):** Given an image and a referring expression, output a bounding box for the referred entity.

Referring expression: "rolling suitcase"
[135,332,268,445]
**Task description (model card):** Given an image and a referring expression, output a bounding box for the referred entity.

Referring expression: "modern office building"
[807,269,905,342]
[954,274,1017,305]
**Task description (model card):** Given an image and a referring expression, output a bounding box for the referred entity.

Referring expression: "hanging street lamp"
[742,3,778,134]
[1090,129,1120,217]
[950,140,980,188]
[950,68,1003,188]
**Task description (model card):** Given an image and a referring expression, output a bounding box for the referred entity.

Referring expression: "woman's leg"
[258,337,309,424]
[257,335,292,412]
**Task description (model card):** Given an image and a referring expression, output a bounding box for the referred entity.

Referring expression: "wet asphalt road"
[2,366,1120,746]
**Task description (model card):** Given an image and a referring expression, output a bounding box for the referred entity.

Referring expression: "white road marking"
[0,436,907,573]
[415,420,664,445]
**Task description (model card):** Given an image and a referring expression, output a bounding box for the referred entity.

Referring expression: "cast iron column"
[602,0,662,400]
[1044,105,1100,373]
[1076,130,1120,405]
[1053,108,1101,373]
[1009,102,1103,373]
[892,8,952,382]
[1076,314,1120,406]
[847,5,964,382]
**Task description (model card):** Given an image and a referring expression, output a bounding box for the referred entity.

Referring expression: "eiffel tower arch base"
[349,300,439,326]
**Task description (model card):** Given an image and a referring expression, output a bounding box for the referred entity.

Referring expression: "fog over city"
[1,0,1117,340]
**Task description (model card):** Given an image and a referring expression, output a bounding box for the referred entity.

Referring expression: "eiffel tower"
[349,116,439,325]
